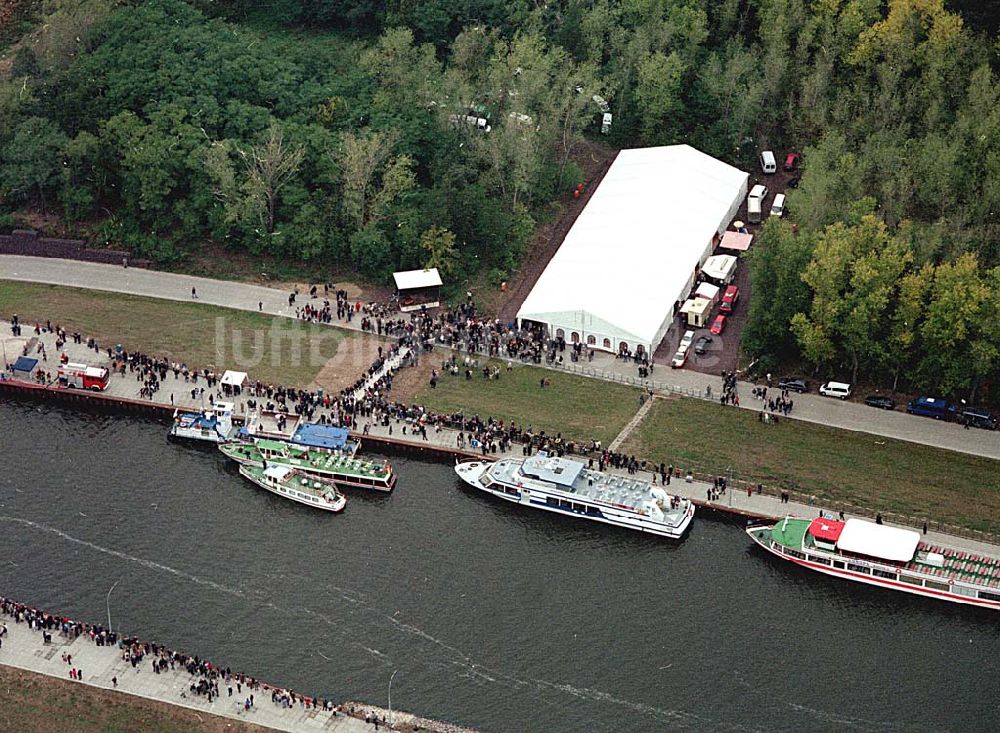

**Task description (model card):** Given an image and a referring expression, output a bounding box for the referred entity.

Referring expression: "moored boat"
[747,517,1000,610]
[239,464,346,512]
[454,453,693,538]
[220,439,396,492]
[241,410,360,455]
[168,402,235,444]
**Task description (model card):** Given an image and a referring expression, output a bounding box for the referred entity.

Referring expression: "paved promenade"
[0,617,379,732]
[2,254,998,460]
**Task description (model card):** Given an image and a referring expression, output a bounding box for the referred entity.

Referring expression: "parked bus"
[58,362,110,391]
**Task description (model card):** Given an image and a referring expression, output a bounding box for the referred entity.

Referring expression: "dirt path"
[497,140,619,323]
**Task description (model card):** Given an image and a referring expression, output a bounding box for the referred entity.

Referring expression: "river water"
[1,400,998,732]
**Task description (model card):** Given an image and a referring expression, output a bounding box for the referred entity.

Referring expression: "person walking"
[191,286,198,299]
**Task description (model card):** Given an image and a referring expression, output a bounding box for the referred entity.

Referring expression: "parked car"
[784,152,800,171]
[671,330,695,368]
[760,150,776,174]
[778,377,809,393]
[819,381,851,399]
[865,394,897,410]
[709,314,727,335]
[720,285,740,313]
[770,193,786,218]
[958,407,998,430]
[694,335,713,355]
[906,396,955,420]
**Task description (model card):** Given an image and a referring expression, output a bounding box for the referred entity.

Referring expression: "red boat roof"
[807,518,845,542]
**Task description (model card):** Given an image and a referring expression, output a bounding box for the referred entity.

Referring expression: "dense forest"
[1,0,999,400]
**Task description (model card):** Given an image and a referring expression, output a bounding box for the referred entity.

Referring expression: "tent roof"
[393,268,442,290]
[220,370,248,386]
[12,356,37,372]
[695,281,720,300]
[836,518,920,562]
[720,230,753,251]
[517,145,747,345]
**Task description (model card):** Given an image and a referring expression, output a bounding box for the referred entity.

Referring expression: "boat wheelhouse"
[168,402,235,444]
[220,439,395,492]
[239,465,346,512]
[747,517,1000,610]
[454,453,693,538]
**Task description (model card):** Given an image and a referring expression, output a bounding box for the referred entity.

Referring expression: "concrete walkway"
[607,394,657,452]
[2,254,998,460]
[0,617,378,732]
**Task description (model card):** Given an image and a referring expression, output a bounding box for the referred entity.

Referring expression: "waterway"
[1,401,998,732]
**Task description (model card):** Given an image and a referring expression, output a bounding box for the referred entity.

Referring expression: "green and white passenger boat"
[748,516,1000,610]
[220,438,396,492]
[239,464,346,512]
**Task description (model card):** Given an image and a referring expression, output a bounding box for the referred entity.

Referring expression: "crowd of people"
[0,596,353,717]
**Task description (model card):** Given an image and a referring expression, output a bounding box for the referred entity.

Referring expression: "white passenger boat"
[454,453,694,538]
[239,464,346,512]
[747,517,1000,610]
[167,402,235,444]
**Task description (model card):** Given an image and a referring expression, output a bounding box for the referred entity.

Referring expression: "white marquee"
[516,145,747,353]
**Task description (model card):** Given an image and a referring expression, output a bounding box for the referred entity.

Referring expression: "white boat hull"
[240,468,346,513]
[747,526,1000,611]
[455,461,693,539]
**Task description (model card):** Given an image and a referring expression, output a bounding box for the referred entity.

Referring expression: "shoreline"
[0,596,475,733]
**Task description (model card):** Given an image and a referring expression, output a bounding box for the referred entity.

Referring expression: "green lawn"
[412,359,642,446]
[0,281,357,387]
[621,397,1000,535]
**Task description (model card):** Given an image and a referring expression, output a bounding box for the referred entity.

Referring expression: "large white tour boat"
[454,453,694,538]
[747,517,1000,610]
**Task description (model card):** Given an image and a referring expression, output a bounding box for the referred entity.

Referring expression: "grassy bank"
[621,397,1000,535]
[0,281,378,388]
[0,664,272,733]
[410,359,641,447]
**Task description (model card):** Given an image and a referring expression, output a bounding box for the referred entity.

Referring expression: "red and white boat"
[747,517,1000,610]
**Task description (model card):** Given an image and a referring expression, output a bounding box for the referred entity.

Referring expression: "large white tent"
[517,145,747,354]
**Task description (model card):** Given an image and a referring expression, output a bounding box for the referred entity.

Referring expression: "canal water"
[1,401,998,732]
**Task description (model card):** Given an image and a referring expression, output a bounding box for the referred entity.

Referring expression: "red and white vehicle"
[58,362,111,391]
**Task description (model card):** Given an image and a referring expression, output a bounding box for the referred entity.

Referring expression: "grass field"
[0,281,376,388]
[0,664,271,733]
[411,359,641,446]
[621,397,1000,535]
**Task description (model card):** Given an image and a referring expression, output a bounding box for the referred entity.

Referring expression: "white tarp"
[694,281,720,301]
[702,254,737,283]
[836,518,920,562]
[393,268,442,290]
[517,145,748,351]
[220,370,248,388]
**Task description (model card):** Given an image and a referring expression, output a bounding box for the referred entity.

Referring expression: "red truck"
[58,362,110,391]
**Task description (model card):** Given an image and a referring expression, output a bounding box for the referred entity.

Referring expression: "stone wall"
[0,229,150,268]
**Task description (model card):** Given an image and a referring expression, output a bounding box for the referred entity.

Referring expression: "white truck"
[747,184,768,224]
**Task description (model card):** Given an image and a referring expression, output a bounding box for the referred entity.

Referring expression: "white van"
[759,150,776,174]
[770,193,786,218]
[747,184,768,224]
[819,381,852,399]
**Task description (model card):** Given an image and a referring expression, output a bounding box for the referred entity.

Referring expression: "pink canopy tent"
[720,230,753,252]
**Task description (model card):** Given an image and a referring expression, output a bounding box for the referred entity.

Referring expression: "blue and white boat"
[168,402,236,444]
[241,410,360,455]
[455,453,694,538]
